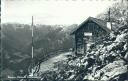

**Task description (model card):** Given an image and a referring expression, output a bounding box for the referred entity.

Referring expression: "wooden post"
[83,38,86,54]
[75,34,77,55]
[29,16,34,76]
[108,8,110,22]
[32,16,34,59]
[108,8,112,30]
[126,12,128,25]
[84,38,87,54]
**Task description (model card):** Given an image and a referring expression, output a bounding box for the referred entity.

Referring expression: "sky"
[1,0,120,25]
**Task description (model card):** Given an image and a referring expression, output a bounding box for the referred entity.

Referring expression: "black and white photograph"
[0,0,128,81]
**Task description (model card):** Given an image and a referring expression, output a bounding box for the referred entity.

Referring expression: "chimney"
[107,8,112,30]
[107,22,112,30]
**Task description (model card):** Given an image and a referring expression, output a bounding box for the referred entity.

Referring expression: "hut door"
[84,32,93,52]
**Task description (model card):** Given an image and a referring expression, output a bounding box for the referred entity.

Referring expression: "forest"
[1,23,77,77]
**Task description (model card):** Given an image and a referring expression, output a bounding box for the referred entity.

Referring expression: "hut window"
[84,32,93,43]
[84,32,92,36]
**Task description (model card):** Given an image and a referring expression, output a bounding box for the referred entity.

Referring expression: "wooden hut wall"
[74,20,109,54]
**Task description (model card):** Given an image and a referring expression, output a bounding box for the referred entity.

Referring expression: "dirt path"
[38,52,72,73]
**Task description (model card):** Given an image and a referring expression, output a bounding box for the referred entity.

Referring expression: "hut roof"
[71,17,111,35]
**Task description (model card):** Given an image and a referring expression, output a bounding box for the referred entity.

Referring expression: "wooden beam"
[75,34,77,55]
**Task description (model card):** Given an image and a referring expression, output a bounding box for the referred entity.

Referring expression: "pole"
[32,16,34,76]
[108,8,112,30]
[32,16,34,59]
[0,15,3,81]
[108,8,111,22]
[29,16,34,76]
